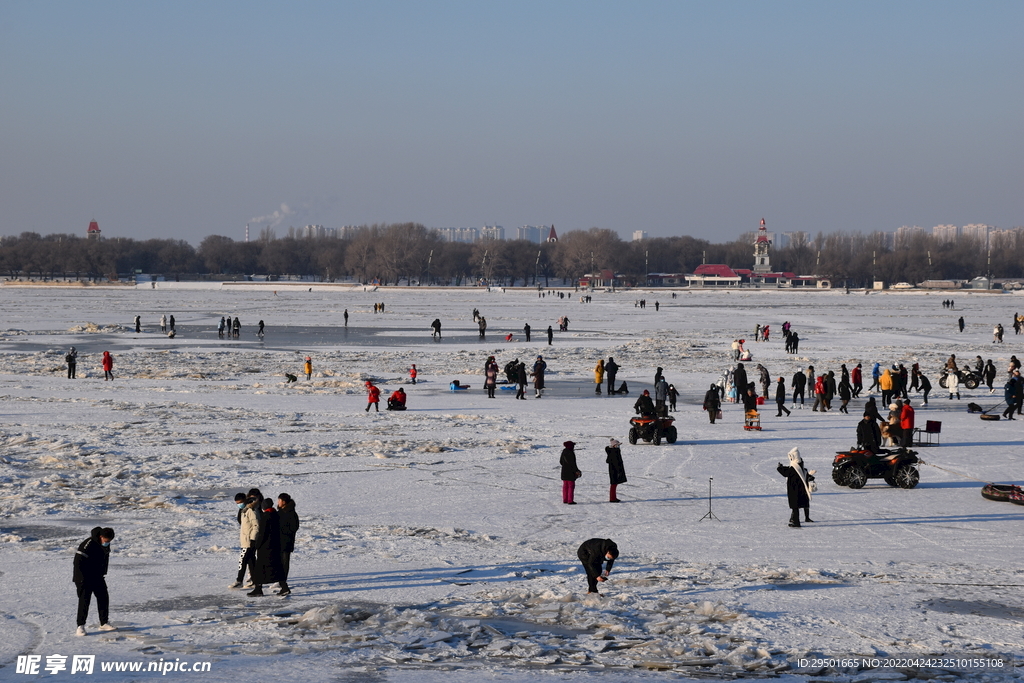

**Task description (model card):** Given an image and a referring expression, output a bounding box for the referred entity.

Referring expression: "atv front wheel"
[628,427,638,445]
[832,467,848,486]
[846,465,867,489]
[652,429,661,445]
[964,377,979,390]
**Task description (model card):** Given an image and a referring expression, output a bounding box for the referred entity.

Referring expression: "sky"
[0,1,1021,245]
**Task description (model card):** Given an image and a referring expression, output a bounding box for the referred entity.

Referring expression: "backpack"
[65,354,73,363]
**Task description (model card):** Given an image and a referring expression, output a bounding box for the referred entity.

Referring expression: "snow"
[1,284,1022,682]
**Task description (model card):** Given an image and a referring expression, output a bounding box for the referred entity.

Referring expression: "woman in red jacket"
[101,351,114,381]
[364,381,380,412]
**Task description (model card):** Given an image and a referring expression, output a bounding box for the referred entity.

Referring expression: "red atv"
[831,448,921,489]
[628,415,677,445]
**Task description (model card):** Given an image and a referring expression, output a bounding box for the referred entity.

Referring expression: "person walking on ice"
[576,538,618,594]
[364,380,381,412]
[777,448,815,528]
[101,351,114,381]
[304,357,312,380]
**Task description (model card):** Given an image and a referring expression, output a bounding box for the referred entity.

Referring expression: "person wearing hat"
[605,438,626,502]
[248,498,286,597]
[560,441,581,504]
[577,538,619,594]
[484,357,498,398]
[365,380,381,412]
[633,390,656,418]
[777,448,815,527]
[387,387,408,410]
[304,356,313,380]
[856,412,882,453]
[594,359,605,395]
[703,383,721,423]
[73,526,117,635]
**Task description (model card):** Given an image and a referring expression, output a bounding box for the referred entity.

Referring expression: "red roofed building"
[87,220,101,240]
[546,225,558,243]
[685,264,743,287]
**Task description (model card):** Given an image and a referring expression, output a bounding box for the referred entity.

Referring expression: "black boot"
[789,510,801,528]
[804,507,814,522]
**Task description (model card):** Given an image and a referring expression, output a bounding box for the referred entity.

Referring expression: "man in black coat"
[523,323,531,342]
[277,493,300,596]
[515,361,528,400]
[856,413,881,453]
[249,499,285,596]
[577,538,619,594]
[73,526,116,635]
[791,369,806,405]
[605,357,619,395]
[703,383,721,423]
[633,390,656,417]
[732,363,748,402]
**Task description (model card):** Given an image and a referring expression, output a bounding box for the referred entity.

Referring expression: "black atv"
[938,367,980,390]
[831,448,921,489]
[628,415,677,445]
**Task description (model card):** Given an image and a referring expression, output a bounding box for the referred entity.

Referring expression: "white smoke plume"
[249,203,292,228]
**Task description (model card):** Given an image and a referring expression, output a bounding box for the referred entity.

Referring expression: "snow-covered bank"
[1,288,1022,681]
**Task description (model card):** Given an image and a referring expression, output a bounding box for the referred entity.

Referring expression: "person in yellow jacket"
[303,357,313,381]
[879,367,893,406]
[594,359,605,395]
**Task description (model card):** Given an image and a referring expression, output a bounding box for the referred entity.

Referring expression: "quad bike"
[938,368,980,390]
[628,415,677,445]
[831,448,921,489]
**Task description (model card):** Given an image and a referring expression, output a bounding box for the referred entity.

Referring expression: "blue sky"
[1,1,1020,244]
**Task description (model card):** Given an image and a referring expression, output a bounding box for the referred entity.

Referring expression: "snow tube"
[980,413,1000,421]
[980,483,1022,502]
[1010,489,1024,506]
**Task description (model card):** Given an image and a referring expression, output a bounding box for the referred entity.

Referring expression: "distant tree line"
[2,224,1023,286]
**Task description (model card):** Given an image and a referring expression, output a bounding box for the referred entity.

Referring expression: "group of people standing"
[64,347,114,380]
[218,316,241,338]
[559,438,627,506]
[232,489,299,598]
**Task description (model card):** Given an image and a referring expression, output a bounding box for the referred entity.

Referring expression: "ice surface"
[1,285,1022,682]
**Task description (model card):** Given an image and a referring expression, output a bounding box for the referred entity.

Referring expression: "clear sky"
[1,1,1021,244]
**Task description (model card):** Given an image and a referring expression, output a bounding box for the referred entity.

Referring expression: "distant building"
[87,220,101,240]
[632,230,648,242]
[434,227,480,243]
[479,225,505,241]
[894,225,925,248]
[961,224,992,247]
[546,225,558,243]
[517,225,544,243]
[932,224,959,244]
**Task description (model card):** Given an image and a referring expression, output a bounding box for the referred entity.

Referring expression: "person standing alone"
[560,441,580,504]
[605,438,626,502]
[73,526,117,635]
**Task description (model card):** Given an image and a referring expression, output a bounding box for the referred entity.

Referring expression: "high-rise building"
[961,224,992,247]
[517,225,544,243]
[931,224,959,244]
[632,230,648,242]
[433,227,479,243]
[479,225,505,241]
[894,225,925,247]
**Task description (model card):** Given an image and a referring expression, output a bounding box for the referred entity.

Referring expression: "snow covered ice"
[1,284,1022,682]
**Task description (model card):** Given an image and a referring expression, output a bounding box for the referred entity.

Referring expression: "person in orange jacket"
[409,364,418,384]
[365,381,381,412]
[303,357,312,380]
[101,351,114,381]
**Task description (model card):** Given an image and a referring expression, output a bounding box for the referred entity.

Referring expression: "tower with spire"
[752,217,771,274]
[546,224,558,243]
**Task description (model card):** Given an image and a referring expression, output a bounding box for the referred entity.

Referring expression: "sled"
[979,401,1004,421]
[980,483,1023,502]
[743,409,761,431]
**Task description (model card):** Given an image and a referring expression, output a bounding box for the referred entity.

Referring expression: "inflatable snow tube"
[980,413,1000,421]
[981,483,1023,502]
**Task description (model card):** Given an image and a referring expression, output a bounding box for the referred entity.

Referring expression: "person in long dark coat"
[560,441,580,504]
[732,363,748,403]
[249,499,285,596]
[703,383,721,423]
[276,493,299,596]
[546,325,554,345]
[577,538,618,594]
[73,526,116,635]
[775,377,791,416]
[605,438,626,502]
[777,448,814,527]
[515,361,528,400]
[532,356,547,398]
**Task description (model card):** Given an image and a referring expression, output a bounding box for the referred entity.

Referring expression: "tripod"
[699,477,719,521]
